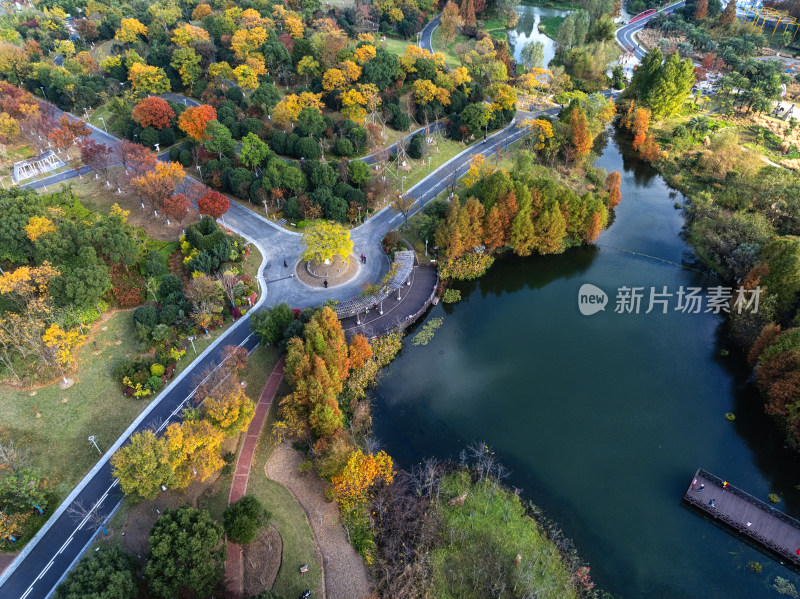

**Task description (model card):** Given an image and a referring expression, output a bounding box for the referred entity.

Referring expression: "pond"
[371,129,800,597]
[508,5,573,68]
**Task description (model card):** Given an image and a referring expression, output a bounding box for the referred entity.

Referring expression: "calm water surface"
[371,130,800,598]
[509,5,572,67]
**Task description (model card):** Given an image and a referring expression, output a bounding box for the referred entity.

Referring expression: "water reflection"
[509,5,573,67]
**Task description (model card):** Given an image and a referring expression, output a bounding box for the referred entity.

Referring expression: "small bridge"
[684,468,800,566]
[628,8,658,24]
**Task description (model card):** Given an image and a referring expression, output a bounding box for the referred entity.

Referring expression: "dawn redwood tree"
[116,140,157,180]
[162,193,190,224]
[131,96,175,130]
[197,189,229,219]
[570,107,592,160]
[606,171,622,209]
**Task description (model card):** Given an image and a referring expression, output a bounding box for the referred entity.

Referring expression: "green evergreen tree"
[649,52,696,119]
[510,193,535,256]
[626,47,663,103]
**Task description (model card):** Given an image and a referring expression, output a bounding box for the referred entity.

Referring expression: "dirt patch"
[0,550,18,575]
[242,525,283,597]
[266,442,373,599]
[295,255,359,288]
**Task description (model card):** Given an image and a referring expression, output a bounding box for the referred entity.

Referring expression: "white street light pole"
[98,117,107,133]
[88,436,101,454]
[401,175,407,194]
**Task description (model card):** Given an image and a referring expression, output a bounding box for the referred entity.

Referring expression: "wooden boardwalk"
[684,468,800,566]
[340,263,438,340]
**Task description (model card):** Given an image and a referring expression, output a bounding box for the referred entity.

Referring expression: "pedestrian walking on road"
[323,279,328,288]
[284,259,287,268]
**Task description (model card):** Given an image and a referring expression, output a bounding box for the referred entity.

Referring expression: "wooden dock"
[684,468,800,566]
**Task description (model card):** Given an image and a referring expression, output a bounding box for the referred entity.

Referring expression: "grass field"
[87,104,118,135]
[539,16,565,39]
[431,29,470,70]
[380,37,414,58]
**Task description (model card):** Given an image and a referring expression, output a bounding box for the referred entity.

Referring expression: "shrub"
[133,305,158,328]
[724,412,736,421]
[158,127,175,146]
[179,149,192,167]
[140,127,159,148]
[443,289,461,303]
[748,561,762,573]
[150,363,165,377]
[147,375,163,392]
[768,493,781,504]
[223,495,271,545]
[408,132,425,159]
[334,137,355,157]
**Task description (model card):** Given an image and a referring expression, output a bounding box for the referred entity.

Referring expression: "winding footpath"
[0,9,672,597]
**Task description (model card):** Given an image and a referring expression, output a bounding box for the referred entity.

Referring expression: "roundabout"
[295,254,359,288]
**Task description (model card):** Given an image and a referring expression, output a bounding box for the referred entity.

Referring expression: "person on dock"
[709,499,716,508]
[723,481,729,491]
[691,478,697,489]
[697,484,705,492]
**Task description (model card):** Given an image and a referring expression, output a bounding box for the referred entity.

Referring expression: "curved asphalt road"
[2,10,650,597]
[617,1,686,59]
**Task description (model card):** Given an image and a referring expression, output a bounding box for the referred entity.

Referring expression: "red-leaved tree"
[131,96,176,130]
[163,192,191,224]
[48,115,90,152]
[115,140,157,184]
[79,139,112,178]
[177,104,217,141]
[198,189,229,219]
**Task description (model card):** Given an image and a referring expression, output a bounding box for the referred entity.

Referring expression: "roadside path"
[225,357,286,599]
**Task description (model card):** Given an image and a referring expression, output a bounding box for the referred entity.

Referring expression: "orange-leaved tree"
[177,104,217,141]
[570,106,592,160]
[131,96,175,130]
[131,161,185,210]
[605,171,622,209]
[203,387,255,438]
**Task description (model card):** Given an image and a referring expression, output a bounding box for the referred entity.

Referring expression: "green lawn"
[380,37,414,58]
[0,311,146,501]
[384,135,472,198]
[539,16,565,39]
[246,386,324,599]
[431,29,470,70]
[87,104,120,136]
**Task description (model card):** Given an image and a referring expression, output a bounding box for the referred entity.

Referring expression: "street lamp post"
[357,205,361,222]
[263,200,268,217]
[40,86,46,100]
[98,117,108,133]
[425,238,428,257]
[401,175,407,194]
[88,436,101,454]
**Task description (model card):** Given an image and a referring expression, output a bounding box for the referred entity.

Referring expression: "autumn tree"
[111,430,175,500]
[116,141,157,186]
[606,171,622,209]
[300,221,353,264]
[720,0,736,26]
[461,0,477,27]
[128,63,170,95]
[570,106,592,160]
[203,387,255,438]
[390,191,416,228]
[197,189,230,219]
[79,139,112,178]
[115,18,147,44]
[48,115,90,153]
[630,106,651,151]
[131,161,185,210]
[177,104,217,141]
[131,96,175,130]
[332,449,394,513]
[695,0,708,19]
[441,1,464,44]
[162,193,190,225]
[0,113,19,145]
[164,420,224,488]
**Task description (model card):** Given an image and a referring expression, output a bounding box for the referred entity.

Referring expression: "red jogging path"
[225,356,286,599]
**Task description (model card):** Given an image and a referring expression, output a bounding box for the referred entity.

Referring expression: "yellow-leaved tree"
[332,448,394,513]
[462,153,494,188]
[300,221,353,264]
[42,323,86,380]
[25,215,56,241]
[165,420,224,488]
[203,387,256,438]
[272,92,324,129]
[115,18,148,43]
